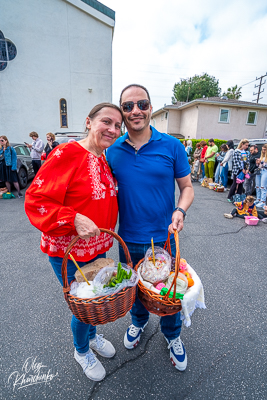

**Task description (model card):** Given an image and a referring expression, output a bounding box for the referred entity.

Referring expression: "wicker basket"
[134,230,182,317]
[62,229,136,325]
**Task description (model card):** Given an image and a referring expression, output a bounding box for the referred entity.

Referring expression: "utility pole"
[252,73,267,103]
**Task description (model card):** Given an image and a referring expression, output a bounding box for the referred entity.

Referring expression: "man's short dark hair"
[208,138,214,143]
[119,84,151,105]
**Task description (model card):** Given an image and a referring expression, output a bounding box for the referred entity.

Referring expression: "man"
[26,131,44,175]
[244,145,259,196]
[107,84,194,371]
[204,139,218,180]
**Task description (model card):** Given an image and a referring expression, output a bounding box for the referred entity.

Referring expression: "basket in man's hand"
[134,231,182,317]
[61,229,136,325]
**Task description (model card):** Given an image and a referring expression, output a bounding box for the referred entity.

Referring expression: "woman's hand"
[74,213,100,239]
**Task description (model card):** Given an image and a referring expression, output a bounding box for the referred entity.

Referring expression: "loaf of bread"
[74,258,115,282]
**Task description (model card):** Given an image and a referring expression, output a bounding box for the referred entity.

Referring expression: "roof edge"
[64,0,115,27]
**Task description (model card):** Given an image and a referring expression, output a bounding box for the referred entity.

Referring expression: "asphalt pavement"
[1,182,266,400]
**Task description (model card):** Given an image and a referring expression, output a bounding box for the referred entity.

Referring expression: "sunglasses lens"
[137,100,150,110]
[122,102,134,112]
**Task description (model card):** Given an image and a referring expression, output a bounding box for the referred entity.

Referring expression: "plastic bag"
[2,192,15,199]
[93,263,138,296]
[166,272,188,294]
[141,246,171,284]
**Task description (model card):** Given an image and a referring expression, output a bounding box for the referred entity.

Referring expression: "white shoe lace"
[92,334,105,350]
[128,324,143,336]
[167,337,183,355]
[83,350,97,371]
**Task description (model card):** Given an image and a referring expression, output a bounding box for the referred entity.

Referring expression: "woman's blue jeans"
[119,238,182,341]
[220,163,229,188]
[49,253,106,354]
[255,169,267,202]
[214,163,223,183]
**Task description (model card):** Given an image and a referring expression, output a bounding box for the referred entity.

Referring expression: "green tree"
[172,73,221,103]
[222,85,242,99]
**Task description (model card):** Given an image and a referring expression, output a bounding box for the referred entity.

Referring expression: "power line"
[252,73,267,103]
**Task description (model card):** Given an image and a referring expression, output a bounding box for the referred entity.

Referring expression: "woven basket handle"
[163,230,180,302]
[61,228,133,293]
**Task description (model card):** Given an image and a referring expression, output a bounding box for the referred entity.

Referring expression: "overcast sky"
[102,0,267,112]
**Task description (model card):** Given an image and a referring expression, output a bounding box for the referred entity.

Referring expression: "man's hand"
[168,210,184,233]
[74,213,100,239]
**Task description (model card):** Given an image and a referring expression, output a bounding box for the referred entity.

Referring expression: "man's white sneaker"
[165,336,187,371]
[74,349,106,381]
[124,322,148,349]
[224,213,233,219]
[90,334,116,358]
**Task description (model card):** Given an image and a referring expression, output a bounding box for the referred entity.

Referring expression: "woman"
[25,103,123,382]
[44,132,59,158]
[0,136,23,198]
[214,144,227,184]
[220,140,234,190]
[191,142,201,180]
[227,139,250,202]
[255,144,267,208]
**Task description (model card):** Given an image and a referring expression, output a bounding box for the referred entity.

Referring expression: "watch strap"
[174,207,186,219]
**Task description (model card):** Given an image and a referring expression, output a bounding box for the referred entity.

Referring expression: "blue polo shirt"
[106,126,190,243]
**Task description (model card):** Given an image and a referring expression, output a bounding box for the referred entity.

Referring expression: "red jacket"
[201,145,208,159]
[25,142,118,261]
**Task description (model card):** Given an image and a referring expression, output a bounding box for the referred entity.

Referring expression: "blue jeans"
[214,163,223,183]
[220,163,229,188]
[119,239,182,341]
[49,252,106,354]
[255,169,267,202]
[201,162,205,178]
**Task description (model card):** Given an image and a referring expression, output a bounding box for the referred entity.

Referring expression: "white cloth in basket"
[137,263,206,327]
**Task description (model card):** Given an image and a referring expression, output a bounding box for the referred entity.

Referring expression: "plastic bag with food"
[141,246,171,284]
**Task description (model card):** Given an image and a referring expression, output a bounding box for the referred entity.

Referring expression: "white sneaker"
[74,349,106,381]
[165,336,187,371]
[124,322,148,349]
[261,218,267,223]
[90,334,116,358]
[224,213,233,219]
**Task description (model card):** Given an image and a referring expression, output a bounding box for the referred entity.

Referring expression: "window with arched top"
[60,98,68,128]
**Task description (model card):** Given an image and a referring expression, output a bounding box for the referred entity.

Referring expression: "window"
[246,111,257,125]
[0,30,17,72]
[165,112,168,120]
[161,113,164,121]
[60,98,68,128]
[219,108,230,123]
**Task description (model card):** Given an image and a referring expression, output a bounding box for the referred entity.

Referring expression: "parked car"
[12,143,35,188]
[54,132,87,144]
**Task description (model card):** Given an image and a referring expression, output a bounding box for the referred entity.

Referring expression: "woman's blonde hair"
[237,138,249,149]
[46,132,56,141]
[260,144,267,162]
[0,135,10,148]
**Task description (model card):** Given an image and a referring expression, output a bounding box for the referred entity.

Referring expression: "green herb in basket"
[104,263,132,288]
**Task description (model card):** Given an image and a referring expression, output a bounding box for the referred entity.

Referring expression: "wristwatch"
[173,207,186,219]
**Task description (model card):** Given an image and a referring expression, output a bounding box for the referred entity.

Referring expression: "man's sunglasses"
[121,99,150,113]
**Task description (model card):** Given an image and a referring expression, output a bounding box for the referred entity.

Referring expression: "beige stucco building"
[152,97,267,141]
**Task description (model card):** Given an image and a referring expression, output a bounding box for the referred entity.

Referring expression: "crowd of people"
[184,138,267,222]
[0,131,60,197]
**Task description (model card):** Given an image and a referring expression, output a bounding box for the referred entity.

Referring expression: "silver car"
[11,143,35,188]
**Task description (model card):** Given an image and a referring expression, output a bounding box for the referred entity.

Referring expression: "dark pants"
[32,159,41,175]
[231,209,265,220]
[119,238,182,341]
[228,174,244,200]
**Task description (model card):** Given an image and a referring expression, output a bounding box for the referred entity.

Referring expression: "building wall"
[168,109,181,136]
[196,104,267,140]
[0,0,114,142]
[179,106,199,138]
[152,112,168,132]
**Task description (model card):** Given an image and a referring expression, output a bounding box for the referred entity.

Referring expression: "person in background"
[25,132,44,175]
[204,139,218,181]
[255,144,267,209]
[244,145,260,196]
[199,140,208,182]
[220,140,235,190]
[25,103,123,382]
[107,84,194,372]
[214,144,227,184]
[191,142,201,181]
[0,135,23,198]
[227,139,250,202]
[44,132,59,159]
[186,140,193,161]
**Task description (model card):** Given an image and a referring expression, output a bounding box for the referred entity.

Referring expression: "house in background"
[0,0,115,142]
[152,97,267,140]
